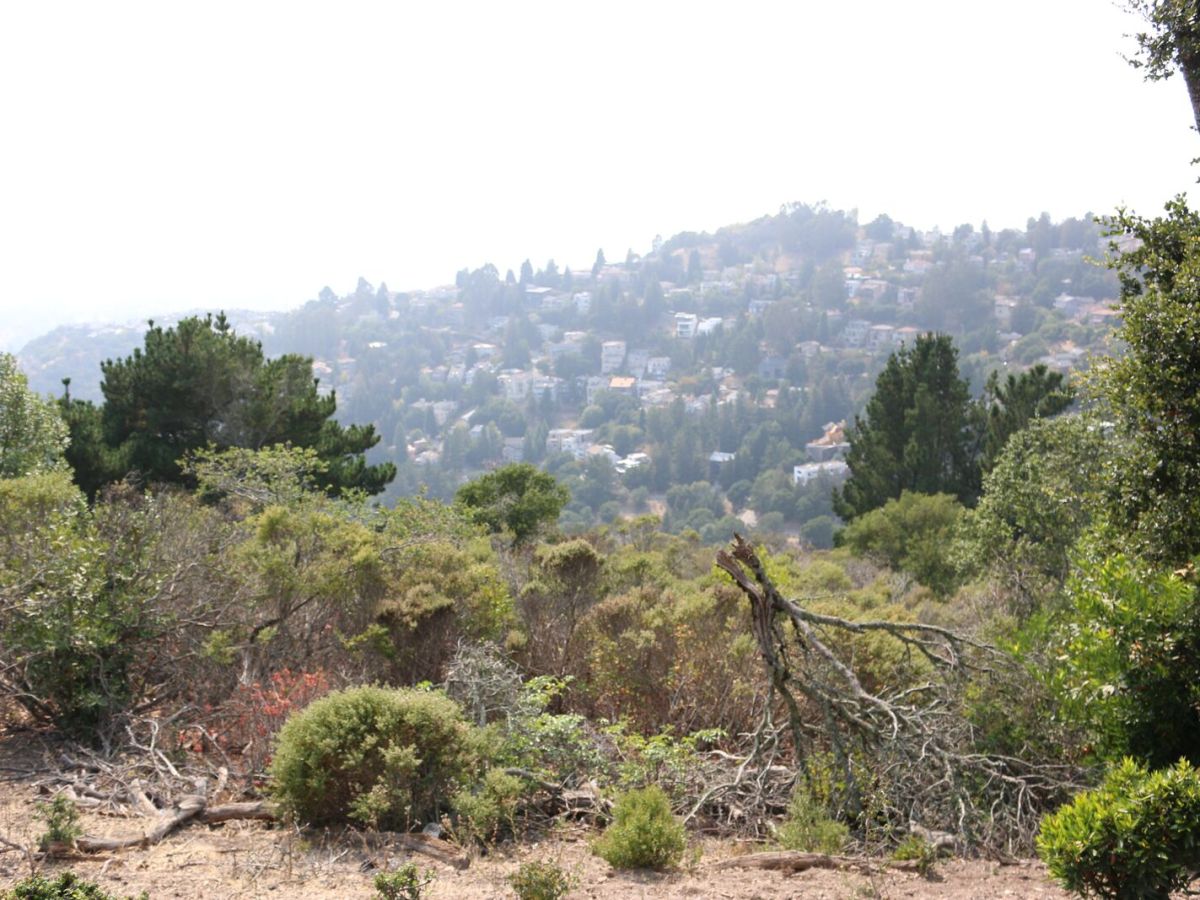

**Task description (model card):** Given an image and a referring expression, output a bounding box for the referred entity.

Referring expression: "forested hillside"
[18,204,1114,548]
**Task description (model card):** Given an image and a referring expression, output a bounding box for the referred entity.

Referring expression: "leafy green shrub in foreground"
[4,872,147,900]
[372,864,434,900]
[451,767,525,845]
[508,860,573,900]
[270,685,479,830]
[1037,757,1200,899]
[592,785,686,870]
[775,787,848,854]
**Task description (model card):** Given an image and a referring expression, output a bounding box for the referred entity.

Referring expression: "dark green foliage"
[978,364,1073,472]
[97,313,394,495]
[456,463,570,545]
[1098,199,1200,562]
[57,397,122,499]
[834,334,978,520]
[1038,758,1200,900]
[3,873,146,900]
[591,785,686,870]
[508,861,573,900]
[270,686,480,830]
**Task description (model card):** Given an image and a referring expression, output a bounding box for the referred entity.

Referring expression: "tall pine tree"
[834,333,978,521]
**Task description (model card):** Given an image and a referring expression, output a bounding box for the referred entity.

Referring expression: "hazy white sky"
[1,0,1195,350]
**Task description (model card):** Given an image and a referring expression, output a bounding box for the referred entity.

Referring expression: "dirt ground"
[0,732,1073,900]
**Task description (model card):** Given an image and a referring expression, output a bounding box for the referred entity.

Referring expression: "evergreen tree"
[834,333,978,521]
[97,314,394,495]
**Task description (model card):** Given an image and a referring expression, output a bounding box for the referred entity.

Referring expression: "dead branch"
[356,831,470,869]
[46,787,468,870]
[707,850,924,875]
[715,534,1079,853]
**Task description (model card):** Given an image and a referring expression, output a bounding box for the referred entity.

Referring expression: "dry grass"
[0,730,1072,899]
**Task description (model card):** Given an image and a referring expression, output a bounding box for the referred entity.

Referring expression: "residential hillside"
[17,204,1119,544]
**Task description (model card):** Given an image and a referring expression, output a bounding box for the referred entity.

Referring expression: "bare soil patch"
[0,731,1071,899]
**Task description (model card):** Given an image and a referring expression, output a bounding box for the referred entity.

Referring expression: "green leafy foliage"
[1097,199,1200,562]
[591,785,686,870]
[451,768,525,845]
[775,786,849,854]
[1038,758,1200,899]
[36,794,83,849]
[456,463,570,545]
[508,860,573,900]
[0,352,68,478]
[3,873,147,900]
[892,834,940,876]
[1051,554,1200,767]
[838,491,964,596]
[956,416,1106,609]
[372,864,434,900]
[270,686,480,829]
[0,481,190,735]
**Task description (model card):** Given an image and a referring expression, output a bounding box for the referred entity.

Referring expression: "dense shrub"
[775,787,849,854]
[1037,758,1200,899]
[592,785,686,870]
[508,860,573,900]
[3,873,146,900]
[270,686,480,829]
[451,768,525,844]
[1052,554,1200,766]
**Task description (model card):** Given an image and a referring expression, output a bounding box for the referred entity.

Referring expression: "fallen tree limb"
[707,850,924,875]
[356,831,470,870]
[197,800,276,824]
[47,796,469,869]
[714,534,1079,853]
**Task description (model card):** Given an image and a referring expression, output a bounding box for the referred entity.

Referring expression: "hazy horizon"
[2,0,1196,352]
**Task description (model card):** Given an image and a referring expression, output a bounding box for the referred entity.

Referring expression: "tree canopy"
[833,333,978,520]
[95,314,394,495]
[455,462,570,545]
[1127,0,1200,131]
[0,353,68,479]
[1096,198,1200,561]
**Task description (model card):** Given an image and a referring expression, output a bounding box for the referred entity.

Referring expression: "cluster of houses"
[308,223,1118,479]
[793,421,851,487]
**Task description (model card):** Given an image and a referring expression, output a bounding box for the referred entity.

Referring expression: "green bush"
[1037,757,1200,899]
[270,686,480,830]
[592,785,686,870]
[36,794,82,849]
[451,768,525,845]
[775,787,849,854]
[892,834,940,876]
[373,864,433,900]
[3,873,146,900]
[508,860,573,900]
